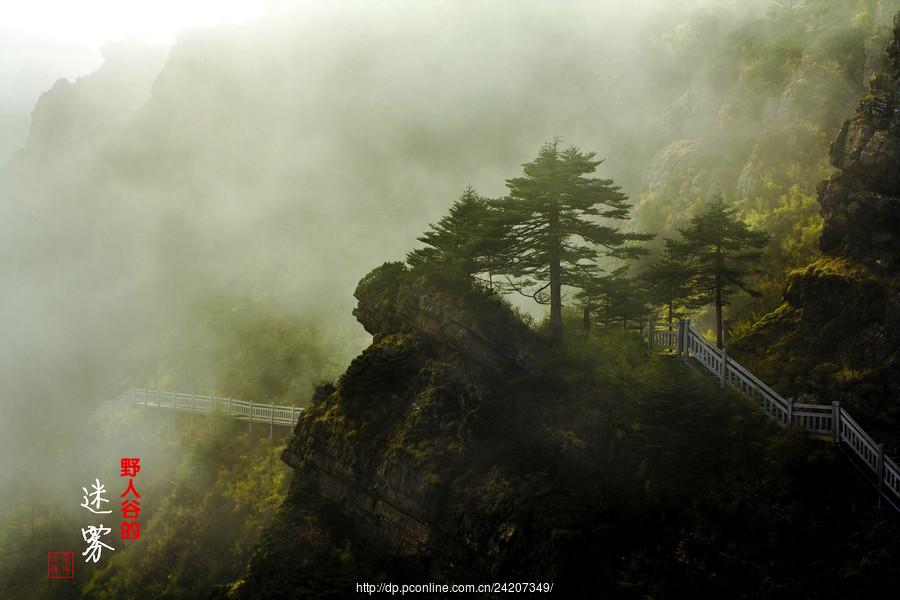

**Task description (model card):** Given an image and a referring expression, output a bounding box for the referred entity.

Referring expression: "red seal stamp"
[47,551,74,579]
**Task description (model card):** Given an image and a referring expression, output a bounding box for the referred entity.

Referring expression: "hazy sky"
[0,0,666,102]
[1,0,265,44]
[0,0,268,161]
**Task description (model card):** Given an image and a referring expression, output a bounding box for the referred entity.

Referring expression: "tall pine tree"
[642,252,694,325]
[667,194,769,348]
[407,186,511,287]
[575,265,646,331]
[498,140,651,340]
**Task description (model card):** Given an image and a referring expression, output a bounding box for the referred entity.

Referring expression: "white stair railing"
[649,319,899,504]
[115,388,303,437]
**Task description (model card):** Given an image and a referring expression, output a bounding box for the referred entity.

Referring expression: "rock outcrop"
[734,14,900,440]
[281,264,552,576]
[819,14,900,272]
[231,263,900,600]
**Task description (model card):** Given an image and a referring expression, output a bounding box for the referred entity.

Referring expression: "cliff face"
[820,14,900,272]
[307,269,545,560]
[734,14,900,439]
[278,265,550,572]
[231,263,900,600]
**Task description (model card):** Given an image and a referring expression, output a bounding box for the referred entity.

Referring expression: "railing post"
[877,443,885,490]
[143,389,147,408]
[248,400,253,436]
[832,401,841,444]
[676,319,684,356]
[786,397,793,427]
[647,318,654,353]
[269,402,275,440]
[290,404,295,427]
[684,319,691,357]
[720,346,727,389]
[226,397,231,417]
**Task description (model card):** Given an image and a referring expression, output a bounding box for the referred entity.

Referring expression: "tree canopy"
[642,251,695,325]
[667,194,770,347]
[497,140,652,339]
[406,186,511,285]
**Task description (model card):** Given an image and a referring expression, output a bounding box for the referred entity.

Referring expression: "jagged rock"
[278,264,552,578]
[819,14,900,271]
[11,43,166,165]
[735,15,900,442]
[352,263,547,374]
[236,262,900,599]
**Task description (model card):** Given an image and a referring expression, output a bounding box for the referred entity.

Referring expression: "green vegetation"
[406,186,510,286]
[80,419,290,599]
[407,171,781,348]
[405,157,768,347]
[408,140,652,340]
[234,282,900,599]
[4,2,900,597]
[641,252,694,325]
[633,0,895,327]
[197,295,358,405]
[0,413,291,600]
[145,293,360,406]
[666,194,770,347]
[575,265,649,332]
[497,140,652,340]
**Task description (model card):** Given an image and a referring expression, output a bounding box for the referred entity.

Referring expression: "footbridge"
[116,387,303,439]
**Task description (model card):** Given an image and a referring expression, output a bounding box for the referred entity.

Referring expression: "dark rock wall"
[279,265,549,579]
[820,14,900,272]
[735,13,900,442]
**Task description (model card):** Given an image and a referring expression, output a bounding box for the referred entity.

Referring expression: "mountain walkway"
[116,388,303,439]
[650,319,900,510]
[116,321,899,509]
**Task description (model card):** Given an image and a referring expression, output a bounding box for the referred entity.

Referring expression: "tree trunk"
[715,273,723,348]
[667,300,673,325]
[549,209,562,341]
[583,305,591,332]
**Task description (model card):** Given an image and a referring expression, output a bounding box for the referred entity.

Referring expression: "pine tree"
[580,266,649,330]
[407,187,510,287]
[497,140,651,340]
[642,252,694,325]
[667,194,770,347]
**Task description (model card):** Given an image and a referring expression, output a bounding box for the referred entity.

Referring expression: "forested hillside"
[634,0,899,320]
[2,1,900,598]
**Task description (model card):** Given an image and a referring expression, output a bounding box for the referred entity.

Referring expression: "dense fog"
[2,0,897,525]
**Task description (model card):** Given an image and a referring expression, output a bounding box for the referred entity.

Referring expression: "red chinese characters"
[120,457,141,478]
[120,521,141,540]
[119,458,141,540]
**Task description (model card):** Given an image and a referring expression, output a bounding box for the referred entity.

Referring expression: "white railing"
[649,320,899,504]
[116,388,304,430]
[647,321,678,351]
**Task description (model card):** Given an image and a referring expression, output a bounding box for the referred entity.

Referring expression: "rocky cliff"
[820,13,900,272]
[282,264,548,568]
[227,263,900,600]
[734,14,900,441]
[231,265,613,597]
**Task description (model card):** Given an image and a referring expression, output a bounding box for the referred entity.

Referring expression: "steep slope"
[734,13,900,442]
[228,264,899,600]
[634,0,899,315]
